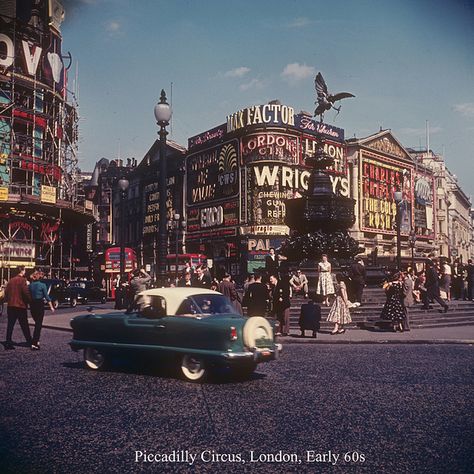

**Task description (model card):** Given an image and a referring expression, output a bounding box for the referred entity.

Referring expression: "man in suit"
[269,274,291,336]
[3,266,32,350]
[265,248,279,280]
[349,258,366,304]
[192,265,212,289]
[242,273,269,317]
[290,269,309,298]
[423,259,448,312]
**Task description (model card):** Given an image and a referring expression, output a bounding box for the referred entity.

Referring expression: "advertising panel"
[186,139,239,205]
[0,242,36,267]
[413,171,435,238]
[300,134,345,174]
[187,200,239,239]
[360,153,413,234]
[246,237,287,274]
[188,124,226,149]
[143,177,176,236]
[294,114,345,142]
[241,132,299,165]
[41,185,56,204]
[246,163,309,226]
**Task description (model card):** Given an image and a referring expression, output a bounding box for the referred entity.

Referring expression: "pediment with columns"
[358,131,412,161]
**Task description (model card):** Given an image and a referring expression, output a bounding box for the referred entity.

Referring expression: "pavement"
[28,307,474,345]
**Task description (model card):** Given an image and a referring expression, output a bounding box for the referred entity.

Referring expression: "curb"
[33,323,474,345]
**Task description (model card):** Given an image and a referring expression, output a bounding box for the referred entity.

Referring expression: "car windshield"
[68,282,86,289]
[189,294,235,315]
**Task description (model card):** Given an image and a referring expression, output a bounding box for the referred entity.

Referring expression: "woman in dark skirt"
[380,272,407,332]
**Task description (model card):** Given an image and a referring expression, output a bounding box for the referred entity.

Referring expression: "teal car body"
[70,288,281,381]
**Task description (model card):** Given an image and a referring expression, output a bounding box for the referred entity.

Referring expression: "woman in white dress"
[316,254,335,306]
[327,274,351,334]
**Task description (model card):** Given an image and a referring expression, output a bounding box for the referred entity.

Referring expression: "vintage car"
[70,288,282,382]
[42,279,69,309]
[66,280,107,306]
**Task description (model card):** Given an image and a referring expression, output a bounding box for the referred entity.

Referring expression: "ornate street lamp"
[393,190,403,271]
[154,90,172,285]
[172,212,186,284]
[408,229,417,271]
[118,177,129,279]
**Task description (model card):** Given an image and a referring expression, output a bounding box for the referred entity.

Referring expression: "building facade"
[0,1,93,279]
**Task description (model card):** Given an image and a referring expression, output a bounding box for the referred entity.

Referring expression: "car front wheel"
[84,348,107,370]
[51,299,59,310]
[70,297,77,308]
[181,355,207,382]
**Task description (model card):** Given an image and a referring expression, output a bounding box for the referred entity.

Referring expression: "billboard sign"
[186,140,239,205]
[360,153,413,234]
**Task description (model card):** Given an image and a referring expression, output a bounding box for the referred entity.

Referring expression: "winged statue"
[314,72,355,122]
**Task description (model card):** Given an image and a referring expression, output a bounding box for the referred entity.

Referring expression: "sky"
[62,0,474,196]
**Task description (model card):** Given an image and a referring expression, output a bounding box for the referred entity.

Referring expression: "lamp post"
[408,229,417,272]
[172,212,186,284]
[394,191,403,271]
[118,177,129,279]
[154,90,172,285]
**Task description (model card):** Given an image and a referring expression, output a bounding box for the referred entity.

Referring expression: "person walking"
[3,266,32,350]
[349,258,366,305]
[29,268,55,350]
[316,254,334,306]
[218,274,243,315]
[402,269,414,331]
[452,261,463,300]
[290,269,309,298]
[439,259,452,301]
[422,260,448,312]
[466,259,474,301]
[381,272,408,332]
[242,273,269,317]
[327,274,351,334]
[178,271,193,287]
[269,274,290,336]
[126,268,151,313]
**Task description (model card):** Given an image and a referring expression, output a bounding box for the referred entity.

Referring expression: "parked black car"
[66,280,107,306]
[42,279,69,309]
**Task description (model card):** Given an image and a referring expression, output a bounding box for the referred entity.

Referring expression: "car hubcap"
[85,348,104,370]
[182,355,205,381]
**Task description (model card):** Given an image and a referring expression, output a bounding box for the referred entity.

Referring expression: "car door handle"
[154,325,166,329]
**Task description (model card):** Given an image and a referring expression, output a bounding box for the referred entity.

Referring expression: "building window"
[438,199,443,209]
[437,178,443,188]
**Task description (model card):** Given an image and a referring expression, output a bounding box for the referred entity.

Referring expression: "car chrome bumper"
[222,343,283,362]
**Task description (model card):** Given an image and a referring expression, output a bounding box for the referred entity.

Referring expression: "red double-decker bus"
[104,247,137,298]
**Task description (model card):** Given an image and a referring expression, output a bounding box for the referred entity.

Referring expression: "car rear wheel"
[81,298,88,305]
[181,355,207,382]
[84,348,107,370]
[243,317,274,348]
[70,297,77,308]
[101,297,106,304]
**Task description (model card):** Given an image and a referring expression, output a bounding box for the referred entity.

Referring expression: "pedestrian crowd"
[1,266,55,350]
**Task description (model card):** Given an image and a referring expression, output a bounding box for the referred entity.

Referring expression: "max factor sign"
[227,104,295,132]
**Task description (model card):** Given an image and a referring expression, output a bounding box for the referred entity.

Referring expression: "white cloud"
[281,63,316,84]
[287,17,311,28]
[105,20,122,34]
[224,67,251,78]
[239,78,264,91]
[454,103,474,117]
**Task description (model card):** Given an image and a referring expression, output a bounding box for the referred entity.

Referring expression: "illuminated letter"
[262,104,271,123]
[21,40,42,76]
[254,166,279,186]
[0,34,14,68]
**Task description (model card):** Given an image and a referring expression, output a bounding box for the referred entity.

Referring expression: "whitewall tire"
[181,355,207,382]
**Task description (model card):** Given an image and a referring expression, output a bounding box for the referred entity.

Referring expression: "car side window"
[176,298,198,316]
[138,296,167,319]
